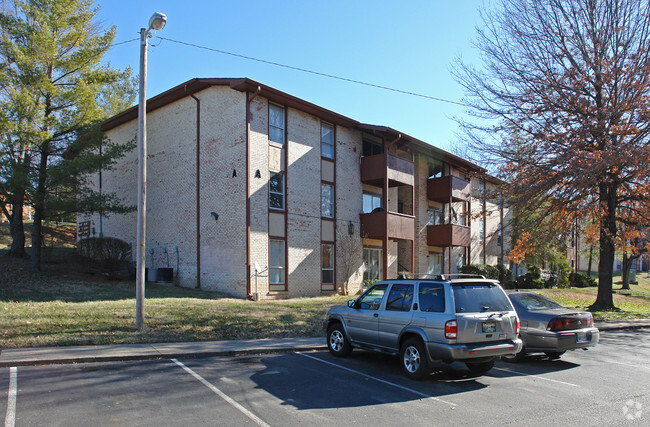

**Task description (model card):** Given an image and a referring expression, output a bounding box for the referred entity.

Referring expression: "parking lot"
[2,329,648,426]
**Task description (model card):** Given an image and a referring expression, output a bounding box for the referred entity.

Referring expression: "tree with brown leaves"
[455,0,650,310]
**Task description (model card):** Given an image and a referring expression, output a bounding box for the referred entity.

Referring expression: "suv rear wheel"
[400,338,429,380]
[327,324,352,357]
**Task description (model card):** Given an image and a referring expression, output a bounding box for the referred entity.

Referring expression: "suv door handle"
[373,313,378,317]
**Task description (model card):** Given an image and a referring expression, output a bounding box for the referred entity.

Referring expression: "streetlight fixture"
[136,12,166,330]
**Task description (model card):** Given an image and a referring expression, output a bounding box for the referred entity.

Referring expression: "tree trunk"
[8,199,27,257]
[29,144,49,272]
[587,245,593,277]
[621,253,630,290]
[592,182,616,310]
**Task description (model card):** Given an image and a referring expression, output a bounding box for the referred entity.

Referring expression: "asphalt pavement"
[1,319,648,368]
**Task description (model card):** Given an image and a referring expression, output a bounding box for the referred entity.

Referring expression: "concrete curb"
[0,338,327,368]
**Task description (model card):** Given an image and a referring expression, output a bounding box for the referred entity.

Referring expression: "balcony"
[427,224,471,247]
[360,211,414,241]
[427,176,470,203]
[361,153,414,187]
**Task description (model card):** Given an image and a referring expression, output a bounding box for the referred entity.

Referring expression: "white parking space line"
[297,353,457,408]
[492,367,579,387]
[171,359,270,427]
[5,367,17,427]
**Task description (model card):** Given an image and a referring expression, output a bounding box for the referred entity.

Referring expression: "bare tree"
[455,0,650,310]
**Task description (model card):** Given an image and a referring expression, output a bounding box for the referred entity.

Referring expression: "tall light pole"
[136,12,166,330]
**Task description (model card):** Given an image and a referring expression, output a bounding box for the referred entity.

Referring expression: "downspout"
[186,86,201,289]
[384,133,401,279]
[482,176,486,265]
[246,86,261,299]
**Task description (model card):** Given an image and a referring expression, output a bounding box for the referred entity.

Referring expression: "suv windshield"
[453,283,513,313]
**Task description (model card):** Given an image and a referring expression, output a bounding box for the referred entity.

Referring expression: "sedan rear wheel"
[501,345,527,363]
[400,338,429,380]
[544,351,565,359]
[327,324,352,357]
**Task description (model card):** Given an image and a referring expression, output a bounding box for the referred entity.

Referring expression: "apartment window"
[427,208,443,225]
[269,172,285,210]
[322,244,334,284]
[269,239,285,284]
[479,220,485,242]
[321,122,334,159]
[362,192,382,214]
[363,248,382,282]
[321,184,334,218]
[428,253,442,276]
[269,103,285,145]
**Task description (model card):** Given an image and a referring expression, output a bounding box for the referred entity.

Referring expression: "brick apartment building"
[79,78,510,299]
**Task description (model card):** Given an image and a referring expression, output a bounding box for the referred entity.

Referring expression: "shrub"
[515,273,545,289]
[460,264,500,280]
[570,271,597,288]
[460,264,514,288]
[496,264,513,288]
[77,237,132,278]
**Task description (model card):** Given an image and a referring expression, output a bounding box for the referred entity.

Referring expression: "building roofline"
[100,77,485,173]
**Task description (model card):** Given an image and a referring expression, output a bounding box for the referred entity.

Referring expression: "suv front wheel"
[400,338,429,380]
[327,323,352,357]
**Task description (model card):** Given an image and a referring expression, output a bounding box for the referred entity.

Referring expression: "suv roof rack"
[395,273,487,281]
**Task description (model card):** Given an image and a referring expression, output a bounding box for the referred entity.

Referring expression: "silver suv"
[325,275,523,380]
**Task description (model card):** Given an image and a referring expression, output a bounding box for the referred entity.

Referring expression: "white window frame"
[362,192,382,214]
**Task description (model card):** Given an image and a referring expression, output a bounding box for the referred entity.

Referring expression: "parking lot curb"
[0,339,328,368]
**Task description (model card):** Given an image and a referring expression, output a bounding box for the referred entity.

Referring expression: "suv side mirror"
[347,299,357,309]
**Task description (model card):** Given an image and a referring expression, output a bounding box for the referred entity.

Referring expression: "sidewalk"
[1,320,648,368]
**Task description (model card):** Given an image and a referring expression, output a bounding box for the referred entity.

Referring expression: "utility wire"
[156,36,468,108]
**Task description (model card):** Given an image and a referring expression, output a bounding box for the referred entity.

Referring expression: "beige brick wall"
[84,86,248,295]
[83,81,510,299]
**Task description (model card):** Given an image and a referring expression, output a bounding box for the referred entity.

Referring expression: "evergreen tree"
[0,0,136,268]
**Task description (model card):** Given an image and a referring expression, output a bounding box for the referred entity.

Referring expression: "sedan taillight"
[445,320,457,339]
[547,313,593,331]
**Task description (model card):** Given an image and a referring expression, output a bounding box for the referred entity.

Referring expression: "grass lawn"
[1,220,649,349]
[536,275,650,321]
[0,253,350,349]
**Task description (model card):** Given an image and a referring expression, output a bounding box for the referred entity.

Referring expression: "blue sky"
[96,0,482,152]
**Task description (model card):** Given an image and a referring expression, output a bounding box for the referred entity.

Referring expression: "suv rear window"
[453,283,512,313]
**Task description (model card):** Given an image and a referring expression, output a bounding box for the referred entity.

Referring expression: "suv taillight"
[445,320,457,339]
[516,316,520,334]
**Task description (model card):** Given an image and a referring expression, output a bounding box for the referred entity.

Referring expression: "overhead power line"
[154,36,468,108]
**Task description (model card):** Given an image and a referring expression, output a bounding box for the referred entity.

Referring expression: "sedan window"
[386,284,414,311]
[509,293,564,310]
[357,284,388,310]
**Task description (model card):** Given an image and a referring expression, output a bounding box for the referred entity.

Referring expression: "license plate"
[576,332,588,343]
[482,322,496,333]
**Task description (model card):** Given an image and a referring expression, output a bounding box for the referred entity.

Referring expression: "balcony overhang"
[427,224,471,247]
[428,176,470,203]
[361,153,414,187]
[360,211,414,241]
